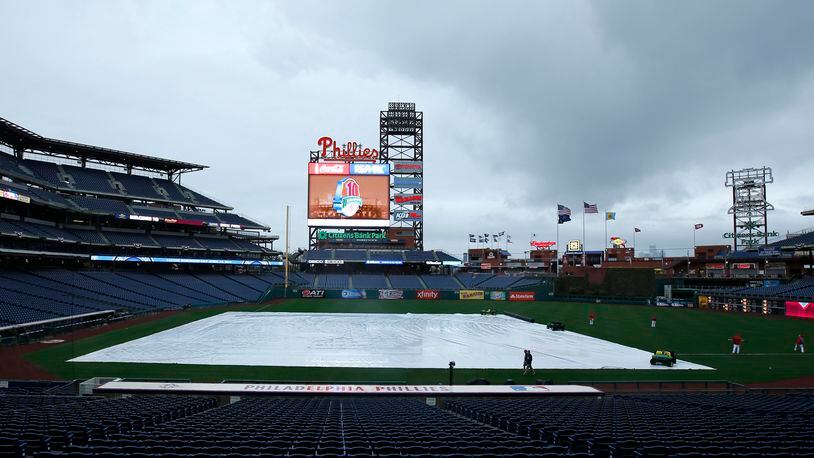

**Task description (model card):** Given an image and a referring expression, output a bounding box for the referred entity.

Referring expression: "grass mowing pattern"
[27,300,814,385]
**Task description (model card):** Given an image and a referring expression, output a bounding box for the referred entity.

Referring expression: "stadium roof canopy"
[0,116,206,176]
[803,208,814,216]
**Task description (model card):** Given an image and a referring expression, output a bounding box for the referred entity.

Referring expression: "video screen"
[307,170,390,227]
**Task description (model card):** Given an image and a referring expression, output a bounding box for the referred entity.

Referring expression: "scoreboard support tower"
[380,102,424,251]
[725,167,774,251]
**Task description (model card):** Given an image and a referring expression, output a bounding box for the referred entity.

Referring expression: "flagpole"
[693,226,696,250]
[582,205,586,267]
[556,222,559,275]
[604,212,608,250]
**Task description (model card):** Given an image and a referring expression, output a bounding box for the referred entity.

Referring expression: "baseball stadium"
[0,98,813,458]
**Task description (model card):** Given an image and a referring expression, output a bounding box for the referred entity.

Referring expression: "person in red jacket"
[651,315,657,328]
[794,334,805,353]
[731,333,743,354]
[588,312,595,326]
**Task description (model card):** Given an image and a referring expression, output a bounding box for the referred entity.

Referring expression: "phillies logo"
[318,136,378,161]
[333,177,363,217]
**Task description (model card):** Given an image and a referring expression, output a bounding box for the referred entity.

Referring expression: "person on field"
[794,334,805,353]
[731,333,743,354]
[651,315,657,328]
[589,312,595,326]
[522,349,535,375]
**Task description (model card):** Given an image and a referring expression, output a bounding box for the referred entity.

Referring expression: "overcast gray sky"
[2,0,813,257]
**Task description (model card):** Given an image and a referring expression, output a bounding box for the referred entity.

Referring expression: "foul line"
[682,353,809,356]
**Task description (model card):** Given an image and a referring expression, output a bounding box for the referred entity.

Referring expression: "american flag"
[557,204,571,216]
[694,223,704,230]
[583,202,598,214]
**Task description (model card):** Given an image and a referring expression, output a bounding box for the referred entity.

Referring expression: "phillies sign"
[530,241,556,249]
[318,136,379,162]
[786,301,814,319]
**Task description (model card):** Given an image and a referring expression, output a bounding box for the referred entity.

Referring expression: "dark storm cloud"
[281,0,814,198]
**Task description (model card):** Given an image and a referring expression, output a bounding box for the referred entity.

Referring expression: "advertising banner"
[489,291,507,301]
[416,289,440,300]
[393,177,423,189]
[394,194,423,204]
[301,289,325,298]
[317,230,387,243]
[308,163,350,175]
[509,291,535,302]
[341,289,367,299]
[459,290,485,300]
[90,255,281,266]
[378,289,404,300]
[307,173,390,228]
[350,163,389,175]
[394,210,423,221]
[391,161,423,174]
[786,301,814,319]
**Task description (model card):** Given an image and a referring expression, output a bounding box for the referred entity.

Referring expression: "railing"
[568,379,747,393]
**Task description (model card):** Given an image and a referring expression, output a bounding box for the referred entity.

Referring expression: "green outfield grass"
[26,299,814,385]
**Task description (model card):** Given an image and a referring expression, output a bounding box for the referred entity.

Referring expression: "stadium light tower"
[381,102,424,250]
[725,167,774,251]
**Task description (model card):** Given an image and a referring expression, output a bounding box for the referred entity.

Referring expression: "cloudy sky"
[2,1,813,257]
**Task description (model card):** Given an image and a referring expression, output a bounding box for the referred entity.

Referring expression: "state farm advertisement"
[786,301,814,319]
[509,291,535,302]
[416,289,440,300]
[307,174,390,227]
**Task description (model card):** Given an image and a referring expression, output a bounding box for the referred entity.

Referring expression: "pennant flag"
[634,227,642,233]
[694,223,704,230]
[507,235,513,243]
[492,234,498,242]
[478,236,485,243]
[583,202,599,214]
[606,212,616,221]
[483,233,489,239]
[498,231,505,237]
[532,233,537,237]
[469,235,476,243]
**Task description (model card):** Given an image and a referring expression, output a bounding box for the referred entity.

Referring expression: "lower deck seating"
[446,394,814,457]
[0,391,809,457]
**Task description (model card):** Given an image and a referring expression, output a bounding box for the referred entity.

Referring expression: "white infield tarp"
[70,312,711,370]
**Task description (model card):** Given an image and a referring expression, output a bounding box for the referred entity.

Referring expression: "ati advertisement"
[308,174,390,227]
[459,290,485,300]
[509,291,535,302]
[301,289,325,298]
[786,301,814,319]
[416,289,440,300]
